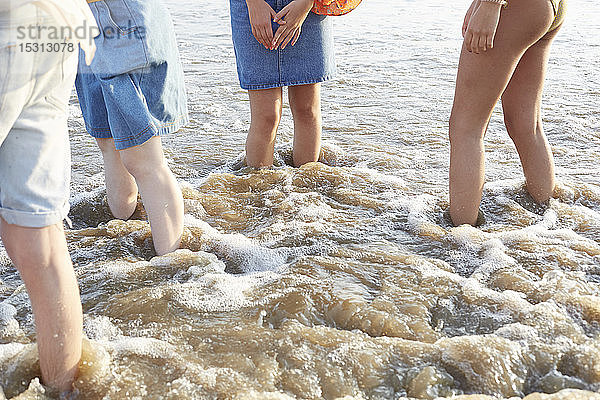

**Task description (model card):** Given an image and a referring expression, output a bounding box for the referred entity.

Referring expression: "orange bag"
[311,0,363,16]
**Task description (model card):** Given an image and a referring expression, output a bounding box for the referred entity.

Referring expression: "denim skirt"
[230,0,336,90]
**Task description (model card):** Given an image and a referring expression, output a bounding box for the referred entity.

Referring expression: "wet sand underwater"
[1,0,600,399]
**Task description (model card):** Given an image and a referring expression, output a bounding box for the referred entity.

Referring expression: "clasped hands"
[246,0,314,50]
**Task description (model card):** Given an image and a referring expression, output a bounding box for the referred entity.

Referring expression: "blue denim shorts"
[75,0,188,150]
[230,0,336,90]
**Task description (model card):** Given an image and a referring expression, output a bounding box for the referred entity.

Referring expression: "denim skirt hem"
[242,73,335,91]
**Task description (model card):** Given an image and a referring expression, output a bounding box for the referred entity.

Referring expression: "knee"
[504,113,539,141]
[448,113,482,145]
[1,225,60,272]
[108,192,138,220]
[291,102,320,123]
[96,138,117,156]
[120,150,162,180]
[9,245,48,271]
[252,108,281,132]
[448,114,460,144]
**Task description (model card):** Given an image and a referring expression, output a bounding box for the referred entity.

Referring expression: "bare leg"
[501,28,562,203]
[0,218,82,393]
[245,88,283,167]
[96,138,138,220]
[288,83,322,167]
[449,0,554,225]
[119,136,183,255]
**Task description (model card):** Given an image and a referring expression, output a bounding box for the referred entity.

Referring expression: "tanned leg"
[245,87,283,167]
[1,219,82,393]
[96,138,138,220]
[288,83,322,167]
[501,27,562,203]
[449,0,554,225]
[118,137,184,255]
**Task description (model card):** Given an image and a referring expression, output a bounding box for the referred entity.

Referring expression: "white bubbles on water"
[171,270,283,314]
[108,336,179,360]
[0,343,26,368]
[0,302,19,340]
[84,315,122,342]
[185,216,289,273]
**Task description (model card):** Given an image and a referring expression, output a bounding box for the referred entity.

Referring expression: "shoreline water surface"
[1,0,600,398]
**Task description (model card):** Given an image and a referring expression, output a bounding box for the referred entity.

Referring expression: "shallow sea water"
[1,0,600,399]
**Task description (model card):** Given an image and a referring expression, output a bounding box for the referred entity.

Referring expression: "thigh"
[279,11,335,86]
[119,135,166,168]
[0,217,66,267]
[501,30,559,123]
[0,45,22,146]
[0,14,36,145]
[451,0,555,127]
[230,0,281,90]
[75,60,112,137]
[0,54,76,228]
[288,83,321,113]
[248,87,283,116]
